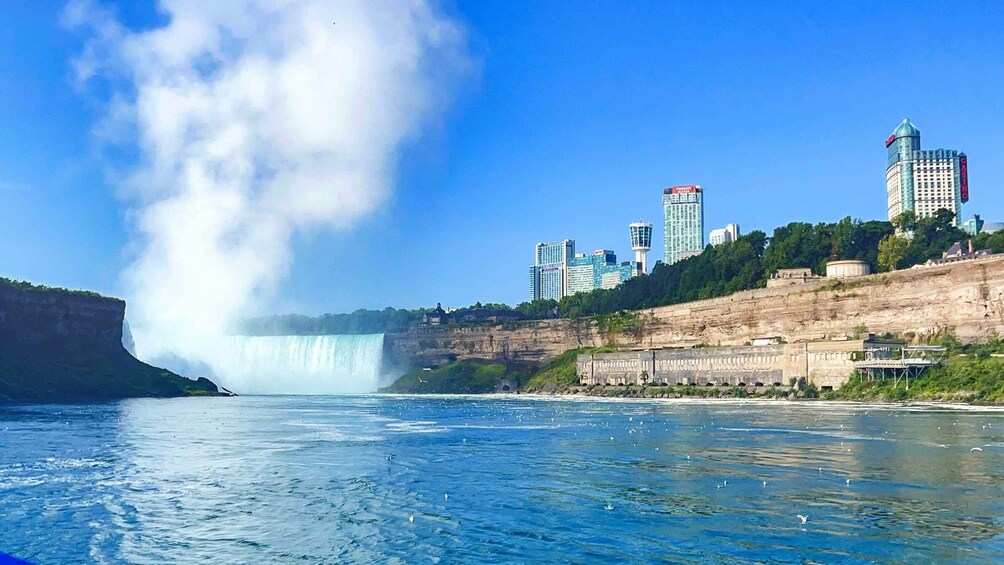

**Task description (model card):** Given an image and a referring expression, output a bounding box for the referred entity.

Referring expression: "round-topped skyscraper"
[629,221,653,274]
[885,118,967,226]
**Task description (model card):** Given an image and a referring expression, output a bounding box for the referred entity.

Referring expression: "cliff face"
[0,284,126,352]
[0,280,218,403]
[385,257,1004,368]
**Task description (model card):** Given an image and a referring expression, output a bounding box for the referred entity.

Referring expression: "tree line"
[242,212,993,334]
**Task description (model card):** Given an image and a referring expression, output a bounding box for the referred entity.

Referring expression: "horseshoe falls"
[215,334,386,394]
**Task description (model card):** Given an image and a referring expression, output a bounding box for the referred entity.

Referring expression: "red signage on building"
[960,155,969,203]
[669,185,702,194]
[885,134,896,148]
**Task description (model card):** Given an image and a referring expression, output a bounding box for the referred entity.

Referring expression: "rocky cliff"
[0,279,219,403]
[385,257,1004,368]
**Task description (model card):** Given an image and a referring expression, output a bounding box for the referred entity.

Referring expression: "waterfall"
[215,334,385,394]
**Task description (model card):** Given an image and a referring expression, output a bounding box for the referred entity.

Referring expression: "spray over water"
[66,0,467,390]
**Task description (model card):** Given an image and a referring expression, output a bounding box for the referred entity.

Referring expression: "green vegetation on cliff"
[551,214,967,319]
[0,276,107,299]
[523,347,614,391]
[0,351,220,403]
[827,333,1004,403]
[380,360,533,394]
[877,210,976,271]
[0,277,221,403]
[381,347,614,395]
[383,329,1004,404]
[827,357,1004,403]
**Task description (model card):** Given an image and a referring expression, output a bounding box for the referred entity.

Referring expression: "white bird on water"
[797,515,809,524]
[409,515,414,523]
[762,480,768,487]
[604,503,614,511]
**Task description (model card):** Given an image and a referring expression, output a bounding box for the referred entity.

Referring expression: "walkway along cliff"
[383,256,1004,373]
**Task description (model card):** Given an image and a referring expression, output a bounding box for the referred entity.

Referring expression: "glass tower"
[529,240,574,301]
[662,185,705,265]
[885,119,967,226]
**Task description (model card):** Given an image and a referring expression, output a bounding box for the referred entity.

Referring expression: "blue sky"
[2,1,1004,314]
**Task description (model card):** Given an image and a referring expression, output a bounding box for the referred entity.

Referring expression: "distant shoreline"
[376,391,1004,409]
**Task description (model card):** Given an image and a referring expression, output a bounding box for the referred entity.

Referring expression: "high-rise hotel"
[662,185,705,265]
[528,239,574,301]
[885,118,968,226]
[529,239,641,301]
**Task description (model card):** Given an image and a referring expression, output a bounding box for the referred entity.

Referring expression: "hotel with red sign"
[885,118,968,226]
[662,185,705,265]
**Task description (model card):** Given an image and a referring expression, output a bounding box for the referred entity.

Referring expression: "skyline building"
[963,214,984,236]
[567,250,640,294]
[629,222,653,274]
[663,185,705,265]
[709,223,740,246]
[567,250,617,295]
[529,239,574,301]
[531,241,641,301]
[885,118,968,227]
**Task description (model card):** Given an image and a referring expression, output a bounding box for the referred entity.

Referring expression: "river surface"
[1,396,1003,564]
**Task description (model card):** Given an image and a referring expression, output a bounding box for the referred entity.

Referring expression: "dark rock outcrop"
[0,278,220,403]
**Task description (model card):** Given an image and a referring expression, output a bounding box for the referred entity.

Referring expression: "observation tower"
[629,221,653,274]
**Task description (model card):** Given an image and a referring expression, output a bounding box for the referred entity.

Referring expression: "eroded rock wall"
[385,257,1004,368]
[0,285,125,351]
[0,281,219,402]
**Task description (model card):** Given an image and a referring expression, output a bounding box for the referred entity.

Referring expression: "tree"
[878,235,910,272]
[975,230,1004,254]
[892,210,917,233]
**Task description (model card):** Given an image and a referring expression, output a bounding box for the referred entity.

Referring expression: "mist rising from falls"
[216,335,386,394]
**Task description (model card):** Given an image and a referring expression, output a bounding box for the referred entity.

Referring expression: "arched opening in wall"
[821,386,833,392]
[772,382,782,387]
[719,382,730,387]
[705,382,714,387]
[737,382,747,387]
[501,384,511,392]
[660,382,670,387]
[676,381,685,386]
[754,382,764,387]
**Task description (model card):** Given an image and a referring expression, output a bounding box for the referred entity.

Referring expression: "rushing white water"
[215,335,386,395]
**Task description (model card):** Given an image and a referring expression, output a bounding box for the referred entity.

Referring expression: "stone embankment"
[385,257,1004,368]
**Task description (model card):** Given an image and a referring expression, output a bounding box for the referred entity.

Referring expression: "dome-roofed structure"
[893,118,920,138]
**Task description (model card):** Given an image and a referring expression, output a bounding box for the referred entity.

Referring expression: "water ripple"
[1,396,1003,563]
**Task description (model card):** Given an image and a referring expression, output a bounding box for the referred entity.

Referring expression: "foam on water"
[215,334,385,394]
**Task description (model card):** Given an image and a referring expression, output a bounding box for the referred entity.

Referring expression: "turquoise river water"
[1,396,1002,563]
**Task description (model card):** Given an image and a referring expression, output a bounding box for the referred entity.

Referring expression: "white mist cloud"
[66,0,467,379]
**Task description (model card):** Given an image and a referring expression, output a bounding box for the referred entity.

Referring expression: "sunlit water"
[1,396,1003,563]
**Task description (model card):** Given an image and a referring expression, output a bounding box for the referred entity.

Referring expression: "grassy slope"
[524,347,613,391]
[0,346,219,403]
[827,356,1004,403]
[380,360,532,394]
[381,348,613,394]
